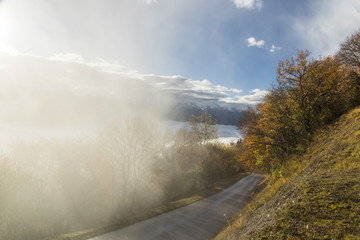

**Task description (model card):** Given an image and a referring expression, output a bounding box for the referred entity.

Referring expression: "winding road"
[89,173,263,240]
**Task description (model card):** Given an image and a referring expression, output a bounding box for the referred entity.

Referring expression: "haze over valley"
[0,0,359,239]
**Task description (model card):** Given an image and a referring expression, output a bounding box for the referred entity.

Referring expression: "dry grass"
[215,107,360,240]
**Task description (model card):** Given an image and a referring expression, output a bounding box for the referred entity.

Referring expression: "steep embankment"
[217,107,360,239]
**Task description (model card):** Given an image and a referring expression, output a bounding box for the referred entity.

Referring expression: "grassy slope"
[216,107,360,239]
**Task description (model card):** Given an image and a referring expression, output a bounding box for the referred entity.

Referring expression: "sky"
[0,0,359,111]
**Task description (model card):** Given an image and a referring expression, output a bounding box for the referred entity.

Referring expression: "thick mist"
[0,53,170,126]
[0,53,175,239]
[0,52,244,240]
[0,53,173,146]
[0,1,250,239]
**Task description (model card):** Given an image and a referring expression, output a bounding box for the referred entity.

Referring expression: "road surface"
[89,173,263,240]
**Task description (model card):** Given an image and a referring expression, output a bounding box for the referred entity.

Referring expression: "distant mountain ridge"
[166,102,244,125]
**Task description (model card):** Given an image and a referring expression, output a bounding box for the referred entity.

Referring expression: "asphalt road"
[89,173,263,240]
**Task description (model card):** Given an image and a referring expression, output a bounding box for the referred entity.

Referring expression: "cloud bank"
[0,52,267,129]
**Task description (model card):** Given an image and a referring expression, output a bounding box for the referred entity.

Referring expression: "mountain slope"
[166,102,244,125]
[216,107,360,239]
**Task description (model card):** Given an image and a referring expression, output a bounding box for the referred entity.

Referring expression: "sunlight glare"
[0,2,17,51]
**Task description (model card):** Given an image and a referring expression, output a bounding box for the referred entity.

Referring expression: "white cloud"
[222,88,267,105]
[0,51,266,132]
[229,88,243,94]
[236,88,267,104]
[269,44,281,53]
[294,0,360,55]
[134,74,243,102]
[247,38,281,53]
[50,53,84,63]
[49,53,128,73]
[145,0,158,4]
[0,43,19,56]
[88,59,127,73]
[247,37,265,48]
[0,50,255,108]
[232,0,263,10]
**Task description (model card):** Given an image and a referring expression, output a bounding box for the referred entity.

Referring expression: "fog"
[0,53,170,124]
[0,49,245,240]
[0,53,170,142]
[164,121,241,144]
[0,1,246,238]
[0,53,176,239]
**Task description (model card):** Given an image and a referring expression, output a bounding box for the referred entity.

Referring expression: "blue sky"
[0,0,359,107]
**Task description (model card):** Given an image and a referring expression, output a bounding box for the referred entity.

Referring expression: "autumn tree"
[276,50,314,134]
[237,106,259,136]
[189,112,218,143]
[336,30,360,107]
[238,50,316,168]
[237,45,360,171]
[276,51,349,134]
[336,30,360,69]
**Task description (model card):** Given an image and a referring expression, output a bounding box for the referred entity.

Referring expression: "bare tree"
[336,30,360,69]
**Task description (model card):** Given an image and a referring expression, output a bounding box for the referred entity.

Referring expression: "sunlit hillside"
[217,106,360,239]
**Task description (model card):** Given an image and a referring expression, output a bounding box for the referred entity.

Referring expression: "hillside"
[216,107,360,239]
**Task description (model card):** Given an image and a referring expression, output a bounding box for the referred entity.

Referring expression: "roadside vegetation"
[216,30,360,239]
[0,112,245,240]
[217,107,360,240]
